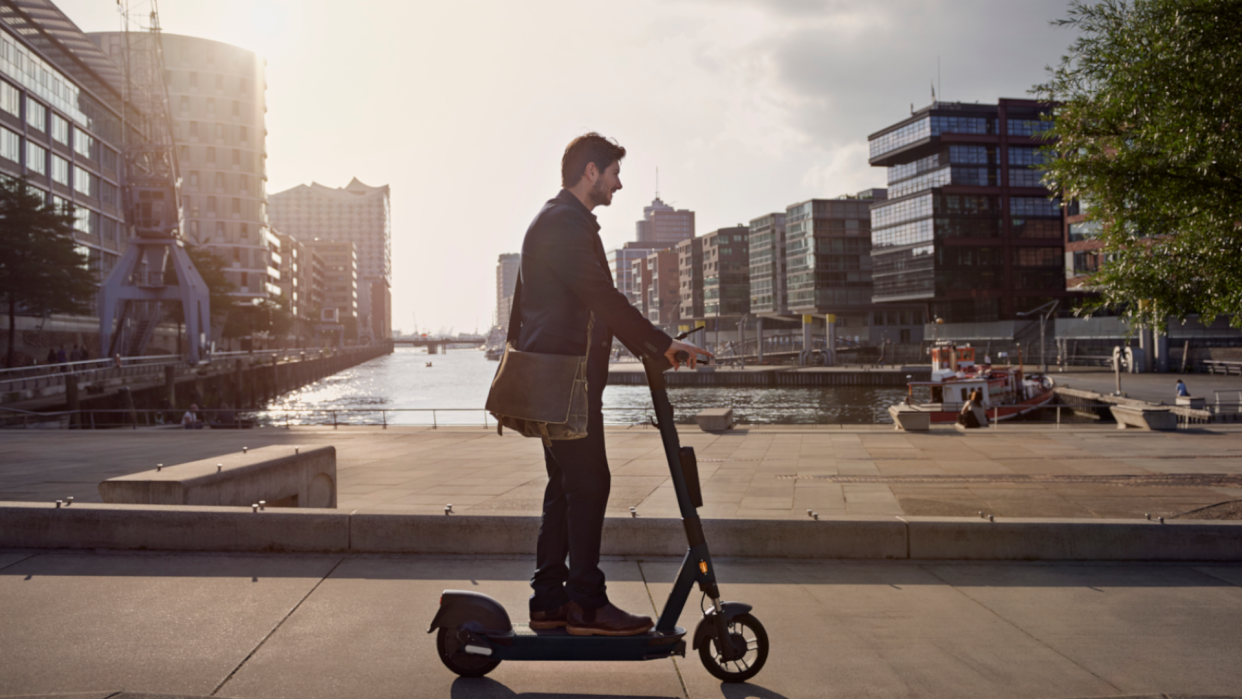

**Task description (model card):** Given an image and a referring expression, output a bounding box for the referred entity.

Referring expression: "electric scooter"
[429,352,769,683]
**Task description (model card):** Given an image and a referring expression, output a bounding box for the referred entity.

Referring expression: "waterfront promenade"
[1,549,1240,698]
[3,423,1242,520]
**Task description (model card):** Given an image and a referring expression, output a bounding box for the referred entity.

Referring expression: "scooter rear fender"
[428,590,514,634]
[691,602,753,650]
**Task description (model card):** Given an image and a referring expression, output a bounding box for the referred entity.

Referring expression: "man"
[517,133,710,636]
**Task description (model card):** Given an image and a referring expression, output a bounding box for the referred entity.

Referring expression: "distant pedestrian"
[45,348,56,365]
[56,345,67,371]
[1176,379,1190,398]
[182,403,204,430]
[79,346,89,361]
[70,344,81,362]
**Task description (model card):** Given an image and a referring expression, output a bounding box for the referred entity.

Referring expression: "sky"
[58,0,1078,336]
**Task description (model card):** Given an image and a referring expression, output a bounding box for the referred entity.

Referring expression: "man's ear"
[582,161,599,185]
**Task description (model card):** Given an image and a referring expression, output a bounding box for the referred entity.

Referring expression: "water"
[258,347,909,427]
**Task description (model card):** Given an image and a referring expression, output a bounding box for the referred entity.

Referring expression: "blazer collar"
[556,189,600,231]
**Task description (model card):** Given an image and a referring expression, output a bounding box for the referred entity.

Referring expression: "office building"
[496,252,520,330]
[607,241,667,307]
[748,212,788,316]
[868,99,1069,324]
[702,226,750,332]
[784,193,886,333]
[1,4,128,291]
[269,178,393,340]
[645,249,680,328]
[306,240,358,335]
[635,195,694,245]
[629,257,651,317]
[1063,202,1100,291]
[676,236,705,324]
[276,231,324,342]
[90,32,279,305]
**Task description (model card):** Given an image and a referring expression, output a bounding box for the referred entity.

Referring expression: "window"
[207,147,216,163]
[207,98,216,114]
[51,155,69,185]
[240,223,249,239]
[231,148,240,165]
[240,78,248,93]
[1013,247,1062,267]
[180,145,190,162]
[190,71,198,87]
[1010,197,1061,217]
[232,100,240,116]
[189,171,199,187]
[0,126,19,162]
[189,121,198,138]
[0,80,18,116]
[51,114,68,144]
[24,139,45,172]
[73,166,95,196]
[180,95,190,112]
[232,197,240,214]
[25,98,45,130]
[73,206,91,234]
[100,180,118,206]
[216,74,224,90]
[214,172,224,189]
[74,130,94,159]
[240,175,249,193]
[215,123,224,140]
[239,126,248,142]
[207,196,217,213]
[215,221,225,239]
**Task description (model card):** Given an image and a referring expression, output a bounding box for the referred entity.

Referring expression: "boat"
[896,342,1055,424]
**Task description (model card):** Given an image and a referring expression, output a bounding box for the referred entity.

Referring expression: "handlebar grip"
[674,350,689,363]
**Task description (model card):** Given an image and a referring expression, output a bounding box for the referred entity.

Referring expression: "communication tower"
[98,0,210,362]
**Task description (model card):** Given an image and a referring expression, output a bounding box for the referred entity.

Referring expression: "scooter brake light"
[699,561,708,574]
[464,644,493,656]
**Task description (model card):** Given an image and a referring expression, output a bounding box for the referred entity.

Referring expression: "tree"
[1035,0,1242,331]
[165,243,236,354]
[0,178,98,367]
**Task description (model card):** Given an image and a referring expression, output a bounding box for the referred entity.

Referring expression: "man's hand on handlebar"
[664,340,713,370]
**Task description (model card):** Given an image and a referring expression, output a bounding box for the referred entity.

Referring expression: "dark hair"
[561,132,626,188]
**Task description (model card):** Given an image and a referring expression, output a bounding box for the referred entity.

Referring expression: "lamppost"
[1016,300,1060,375]
[736,314,751,368]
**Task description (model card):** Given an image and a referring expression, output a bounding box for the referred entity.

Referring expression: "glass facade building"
[785,193,884,314]
[702,226,750,320]
[1,5,128,292]
[747,212,787,316]
[676,236,704,323]
[868,99,1069,322]
[635,195,694,244]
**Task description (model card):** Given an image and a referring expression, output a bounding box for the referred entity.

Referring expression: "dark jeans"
[530,404,610,613]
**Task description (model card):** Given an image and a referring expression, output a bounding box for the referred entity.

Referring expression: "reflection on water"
[257,347,908,427]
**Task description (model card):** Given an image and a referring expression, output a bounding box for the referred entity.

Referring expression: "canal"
[258,346,911,427]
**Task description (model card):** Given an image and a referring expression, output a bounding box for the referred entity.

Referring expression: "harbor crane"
[98,0,210,363]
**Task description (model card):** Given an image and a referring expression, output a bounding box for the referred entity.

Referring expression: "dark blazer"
[515,190,672,386]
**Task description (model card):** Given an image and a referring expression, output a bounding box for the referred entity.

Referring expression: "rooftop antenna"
[938,55,942,103]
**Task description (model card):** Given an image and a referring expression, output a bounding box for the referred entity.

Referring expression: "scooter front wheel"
[436,627,501,678]
[699,612,769,683]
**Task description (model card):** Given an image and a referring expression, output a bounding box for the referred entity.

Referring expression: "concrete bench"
[1110,404,1177,431]
[1176,396,1206,410]
[694,408,734,432]
[888,405,930,431]
[99,445,336,508]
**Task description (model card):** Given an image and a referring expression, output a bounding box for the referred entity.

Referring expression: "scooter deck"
[483,624,687,662]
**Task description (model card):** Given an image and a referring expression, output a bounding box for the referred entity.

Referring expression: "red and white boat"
[899,342,1055,424]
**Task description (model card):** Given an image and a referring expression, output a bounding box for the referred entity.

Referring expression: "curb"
[2,501,1241,560]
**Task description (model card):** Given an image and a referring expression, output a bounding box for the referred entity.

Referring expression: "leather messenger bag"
[486,275,591,446]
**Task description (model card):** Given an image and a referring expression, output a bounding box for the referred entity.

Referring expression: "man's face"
[588,161,623,207]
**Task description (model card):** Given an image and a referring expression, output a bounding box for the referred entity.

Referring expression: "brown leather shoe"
[529,603,569,630]
[566,602,654,637]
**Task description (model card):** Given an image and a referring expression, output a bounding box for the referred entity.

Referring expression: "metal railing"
[3,401,1194,431]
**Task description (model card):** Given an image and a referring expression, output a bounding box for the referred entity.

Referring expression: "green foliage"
[1035,0,1242,331]
[0,177,97,366]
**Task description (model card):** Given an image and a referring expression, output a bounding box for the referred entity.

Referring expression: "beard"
[587,178,614,207]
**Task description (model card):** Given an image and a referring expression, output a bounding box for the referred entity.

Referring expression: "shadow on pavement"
[450,677,678,699]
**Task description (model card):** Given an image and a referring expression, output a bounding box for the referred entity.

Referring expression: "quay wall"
[1,344,391,426]
[607,366,930,387]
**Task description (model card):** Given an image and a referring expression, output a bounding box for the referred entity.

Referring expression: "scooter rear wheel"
[436,627,501,677]
[699,612,768,683]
